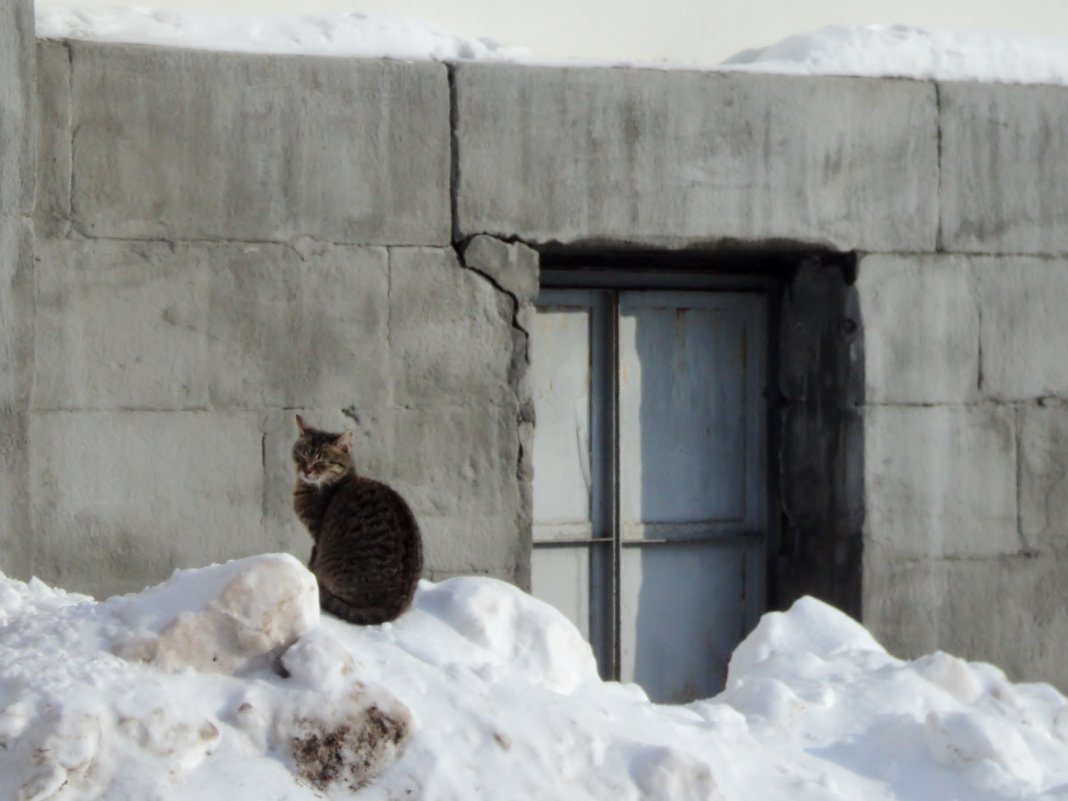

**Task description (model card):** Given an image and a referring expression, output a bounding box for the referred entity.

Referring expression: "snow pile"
[722,24,1068,85]
[4,556,1068,800]
[34,2,528,62]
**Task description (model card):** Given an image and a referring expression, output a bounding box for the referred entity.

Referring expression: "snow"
[32,4,1068,85]
[4,555,1068,800]
[720,24,1068,85]
[34,2,529,62]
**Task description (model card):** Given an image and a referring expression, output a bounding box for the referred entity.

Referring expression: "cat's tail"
[318,583,407,626]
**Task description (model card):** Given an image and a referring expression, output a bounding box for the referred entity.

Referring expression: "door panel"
[619,540,751,702]
[618,292,765,536]
[530,298,594,542]
[530,284,768,703]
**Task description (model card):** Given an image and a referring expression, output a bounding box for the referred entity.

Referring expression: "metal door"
[531,285,767,702]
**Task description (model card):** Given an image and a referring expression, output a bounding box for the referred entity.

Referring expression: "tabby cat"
[291,415,423,625]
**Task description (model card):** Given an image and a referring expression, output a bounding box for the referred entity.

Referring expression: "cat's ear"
[295,414,309,434]
[334,430,354,453]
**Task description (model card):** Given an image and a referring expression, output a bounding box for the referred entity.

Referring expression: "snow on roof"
[34,2,530,62]
[721,24,1068,85]
[3,553,1068,800]
[33,4,1068,86]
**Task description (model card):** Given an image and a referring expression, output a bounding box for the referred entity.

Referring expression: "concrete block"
[389,247,515,406]
[262,407,396,563]
[28,411,264,599]
[454,64,938,251]
[0,411,31,582]
[0,217,34,409]
[209,244,390,408]
[976,256,1068,401]
[34,239,392,411]
[35,40,72,238]
[33,239,212,411]
[864,554,1068,688]
[940,82,1068,255]
[861,547,942,658]
[1019,404,1068,556]
[857,254,979,404]
[864,405,1018,561]
[391,403,522,577]
[462,235,540,304]
[67,42,451,244]
[0,0,33,215]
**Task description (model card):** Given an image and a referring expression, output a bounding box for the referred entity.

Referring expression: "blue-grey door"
[531,287,767,702]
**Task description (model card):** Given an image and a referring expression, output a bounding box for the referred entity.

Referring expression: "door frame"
[535,266,782,687]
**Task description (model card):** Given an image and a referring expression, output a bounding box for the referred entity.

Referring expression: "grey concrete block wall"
[940,82,1068,255]
[20,38,528,596]
[0,0,34,585]
[45,41,451,245]
[9,27,1068,694]
[454,64,939,251]
[0,0,34,216]
[857,251,1068,685]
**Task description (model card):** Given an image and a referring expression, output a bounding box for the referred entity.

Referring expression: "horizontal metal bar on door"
[621,532,762,546]
[532,538,615,548]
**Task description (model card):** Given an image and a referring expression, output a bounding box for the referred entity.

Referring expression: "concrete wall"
[0,0,35,585]
[26,40,533,598]
[11,30,1068,688]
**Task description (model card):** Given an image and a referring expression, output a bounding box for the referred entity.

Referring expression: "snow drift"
[33,4,1068,86]
[4,555,1068,800]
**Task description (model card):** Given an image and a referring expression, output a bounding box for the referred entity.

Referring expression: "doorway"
[530,272,770,702]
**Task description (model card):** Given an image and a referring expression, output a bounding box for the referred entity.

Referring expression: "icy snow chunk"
[726,596,885,689]
[108,554,319,675]
[415,577,600,693]
[924,710,1043,795]
[911,651,983,706]
[629,745,723,801]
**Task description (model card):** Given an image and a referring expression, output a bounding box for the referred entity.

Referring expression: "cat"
[291,415,423,625]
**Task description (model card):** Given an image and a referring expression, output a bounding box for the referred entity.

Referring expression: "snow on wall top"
[722,24,1068,86]
[33,4,1068,86]
[34,2,530,62]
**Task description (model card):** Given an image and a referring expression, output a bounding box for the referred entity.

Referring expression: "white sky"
[50,0,1068,65]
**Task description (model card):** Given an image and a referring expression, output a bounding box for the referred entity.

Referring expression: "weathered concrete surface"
[0,217,34,409]
[463,235,540,304]
[1019,404,1068,557]
[454,64,938,251]
[976,256,1068,402]
[56,41,450,244]
[209,243,390,408]
[389,247,515,407]
[29,411,265,599]
[0,411,31,583]
[856,255,979,405]
[0,0,34,216]
[34,40,71,239]
[940,82,1068,255]
[392,402,523,579]
[459,236,538,588]
[33,239,391,411]
[864,404,1018,562]
[777,258,864,618]
[864,553,1068,685]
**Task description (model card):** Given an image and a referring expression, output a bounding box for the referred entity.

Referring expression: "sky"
[52,0,1068,65]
